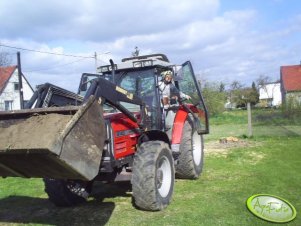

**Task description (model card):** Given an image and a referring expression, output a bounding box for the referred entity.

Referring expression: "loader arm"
[25,83,83,109]
[83,77,146,128]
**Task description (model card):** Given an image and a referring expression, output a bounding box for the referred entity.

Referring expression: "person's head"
[162,70,173,84]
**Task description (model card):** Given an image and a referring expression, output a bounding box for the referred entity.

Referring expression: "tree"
[252,81,256,91]
[256,75,278,107]
[230,80,244,90]
[228,80,244,107]
[0,47,12,66]
[228,81,259,108]
[202,82,226,116]
[251,81,259,105]
[239,87,259,107]
[256,75,271,89]
[219,82,225,93]
[256,75,272,99]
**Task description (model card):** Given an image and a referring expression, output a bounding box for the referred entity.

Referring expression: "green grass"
[210,109,248,125]
[1,137,300,226]
[210,108,301,126]
[0,109,300,226]
[208,108,301,141]
[207,123,301,141]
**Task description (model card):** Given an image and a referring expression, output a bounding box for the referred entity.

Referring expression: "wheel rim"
[66,181,89,198]
[192,132,202,166]
[156,155,172,198]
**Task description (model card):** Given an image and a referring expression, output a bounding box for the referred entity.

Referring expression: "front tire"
[132,141,175,211]
[43,178,92,207]
[176,117,204,179]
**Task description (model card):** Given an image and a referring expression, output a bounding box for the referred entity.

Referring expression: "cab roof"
[96,53,174,73]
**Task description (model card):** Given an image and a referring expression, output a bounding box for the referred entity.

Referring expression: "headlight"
[133,60,153,68]
[98,64,118,73]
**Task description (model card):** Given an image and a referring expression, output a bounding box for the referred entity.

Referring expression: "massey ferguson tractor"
[0,54,209,211]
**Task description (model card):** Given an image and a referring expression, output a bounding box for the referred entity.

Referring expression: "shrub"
[202,82,226,116]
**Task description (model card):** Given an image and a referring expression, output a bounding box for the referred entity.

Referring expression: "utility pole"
[94,51,111,72]
[94,52,97,72]
[247,102,253,137]
[17,52,24,109]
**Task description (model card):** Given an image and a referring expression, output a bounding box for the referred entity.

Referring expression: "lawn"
[208,108,301,140]
[0,109,300,226]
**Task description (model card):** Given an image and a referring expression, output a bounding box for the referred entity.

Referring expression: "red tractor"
[0,54,209,211]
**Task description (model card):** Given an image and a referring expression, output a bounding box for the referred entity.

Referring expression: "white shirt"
[158,81,188,99]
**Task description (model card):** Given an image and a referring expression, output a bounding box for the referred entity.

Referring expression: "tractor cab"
[78,54,208,134]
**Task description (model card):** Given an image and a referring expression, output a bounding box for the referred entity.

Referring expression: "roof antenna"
[132,47,139,57]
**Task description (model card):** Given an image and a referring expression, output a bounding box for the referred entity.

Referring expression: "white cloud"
[0,0,219,42]
[1,1,300,91]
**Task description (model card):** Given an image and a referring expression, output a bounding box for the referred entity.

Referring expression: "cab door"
[176,61,209,134]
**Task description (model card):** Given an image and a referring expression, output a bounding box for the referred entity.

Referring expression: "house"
[258,82,282,107]
[0,65,34,111]
[280,64,301,105]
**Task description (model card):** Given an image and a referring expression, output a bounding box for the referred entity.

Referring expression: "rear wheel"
[176,117,204,179]
[43,178,92,207]
[132,141,175,211]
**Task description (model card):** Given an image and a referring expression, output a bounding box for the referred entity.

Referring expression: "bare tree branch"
[0,48,12,66]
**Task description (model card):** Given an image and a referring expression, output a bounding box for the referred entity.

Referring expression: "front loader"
[0,54,209,210]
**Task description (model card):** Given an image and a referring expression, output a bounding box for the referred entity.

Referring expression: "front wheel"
[43,178,92,207]
[131,141,175,211]
[176,117,204,179]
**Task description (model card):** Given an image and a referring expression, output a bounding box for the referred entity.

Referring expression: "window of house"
[14,83,19,91]
[267,98,273,107]
[4,101,13,111]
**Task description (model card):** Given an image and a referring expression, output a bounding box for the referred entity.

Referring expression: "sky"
[0,0,301,92]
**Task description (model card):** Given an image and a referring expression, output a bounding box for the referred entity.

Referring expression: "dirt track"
[205,139,258,157]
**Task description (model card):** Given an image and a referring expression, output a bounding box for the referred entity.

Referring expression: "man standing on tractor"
[158,70,191,130]
[159,70,191,109]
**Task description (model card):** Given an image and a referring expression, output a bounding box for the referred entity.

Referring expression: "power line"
[23,57,89,73]
[0,43,94,59]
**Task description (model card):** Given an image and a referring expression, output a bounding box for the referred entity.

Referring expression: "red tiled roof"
[0,65,17,93]
[281,65,301,92]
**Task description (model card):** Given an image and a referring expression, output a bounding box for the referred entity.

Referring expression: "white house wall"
[259,83,282,106]
[0,69,34,110]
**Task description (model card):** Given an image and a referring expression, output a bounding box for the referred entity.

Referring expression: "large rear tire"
[176,116,204,179]
[43,178,92,207]
[132,141,175,211]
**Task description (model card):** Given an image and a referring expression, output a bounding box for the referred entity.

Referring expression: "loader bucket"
[0,96,106,181]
